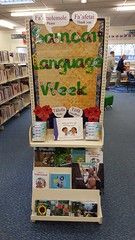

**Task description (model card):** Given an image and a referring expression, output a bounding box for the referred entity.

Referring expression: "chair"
[127,72,135,91]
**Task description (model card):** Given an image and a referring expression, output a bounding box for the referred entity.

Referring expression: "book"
[34,148,72,167]
[35,200,70,216]
[85,122,102,140]
[72,160,104,190]
[53,117,84,140]
[71,148,85,163]
[33,170,49,189]
[71,201,97,217]
[32,121,46,142]
[50,173,71,189]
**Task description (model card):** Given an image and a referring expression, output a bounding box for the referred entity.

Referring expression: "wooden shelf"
[0,75,29,85]
[31,189,102,224]
[0,102,30,126]
[0,89,30,106]
[29,128,104,148]
[31,214,102,223]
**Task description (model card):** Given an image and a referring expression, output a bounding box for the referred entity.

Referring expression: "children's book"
[50,174,71,189]
[85,122,102,140]
[72,161,104,190]
[35,148,72,167]
[35,200,70,216]
[71,148,85,163]
[33,170,49,189]
[32,121,46,142]
[53,117,84,140]
[71,201,97,217]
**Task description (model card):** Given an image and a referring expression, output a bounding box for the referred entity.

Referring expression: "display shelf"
[0,102,30,126]
[0,62,27,65]
[31,189,102,224]
[29,128,104,148]
[0,89,30,106]
[0,75,29,85]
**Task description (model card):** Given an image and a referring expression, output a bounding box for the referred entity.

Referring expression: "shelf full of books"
[27,12,109,223]
[0,50,30,128]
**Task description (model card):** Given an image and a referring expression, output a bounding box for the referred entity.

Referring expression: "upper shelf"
[29,128,104,148]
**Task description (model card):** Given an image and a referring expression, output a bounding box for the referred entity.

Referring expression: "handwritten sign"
[72,11,97,31]
[52,107,67,118]
[69,107,83,117]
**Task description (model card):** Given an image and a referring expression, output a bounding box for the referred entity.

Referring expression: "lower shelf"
[31,189,103,224]
[31,214,102,224]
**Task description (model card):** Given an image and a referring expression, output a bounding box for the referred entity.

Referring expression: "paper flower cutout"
[84,107,101,122]
[33,105,52,121]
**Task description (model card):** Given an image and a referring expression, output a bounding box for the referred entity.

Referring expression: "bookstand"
[27,13,110,224]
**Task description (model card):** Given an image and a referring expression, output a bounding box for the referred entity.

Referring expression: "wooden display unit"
[27,12,109,224]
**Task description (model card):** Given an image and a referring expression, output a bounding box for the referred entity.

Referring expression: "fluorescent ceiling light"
[1,0,33,5]
[116,5,135,11]
[81,0,87,3]
[11,8,54,17]
[0,20,16,29]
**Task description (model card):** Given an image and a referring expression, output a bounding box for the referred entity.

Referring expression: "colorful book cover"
[50,174,71,189]
[85,122,102,140]
[33,170,49,189]
[71,201,97,217]
[71,148,85,163]
[35,200,70,216]
[72,161,104,190]
[54,117,83,140]
[35,147,72,167]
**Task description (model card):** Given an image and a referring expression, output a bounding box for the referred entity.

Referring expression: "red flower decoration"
[33,105,52,121]
[84,107,101,122]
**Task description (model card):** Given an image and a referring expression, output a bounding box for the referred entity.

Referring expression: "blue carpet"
[107,85,135,93]
[0,96,135,240]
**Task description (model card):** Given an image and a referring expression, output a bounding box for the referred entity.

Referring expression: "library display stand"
[0,51,30,129]
[27,11,109,224]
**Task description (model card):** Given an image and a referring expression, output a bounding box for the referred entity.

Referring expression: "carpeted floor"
[0,93,135,240]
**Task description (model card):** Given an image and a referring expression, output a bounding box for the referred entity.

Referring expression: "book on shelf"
[35,200,70,216]
[72,148,104,190]
[34,148,72,167]
[50,173,71,189]
[33,170,49,189]
[85,122,102,141]
[71,148,85,163]
[53,117,84,141]
[71,201,97,217]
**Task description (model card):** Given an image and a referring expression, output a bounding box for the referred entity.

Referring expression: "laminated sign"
[30,11,105,109]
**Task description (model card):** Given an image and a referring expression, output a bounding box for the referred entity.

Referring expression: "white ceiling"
[0,0,135,28]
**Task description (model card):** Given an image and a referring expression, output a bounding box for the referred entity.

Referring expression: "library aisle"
[0,92,134,240]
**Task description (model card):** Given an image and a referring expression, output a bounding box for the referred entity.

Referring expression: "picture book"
[53,117,83,140]
[72,161,104,190]
[85,122,102,141]
[34,148,72,167]
[85,148,103,165]
[50,174,71,189]
[35,200,70,216]
[71,201,97,217]
[32,121,46,142]
[71,148,85,163]
[33,170,49,189]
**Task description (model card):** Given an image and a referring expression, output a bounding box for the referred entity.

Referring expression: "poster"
[30,11,105,111]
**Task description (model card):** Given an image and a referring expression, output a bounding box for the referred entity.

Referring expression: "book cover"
[50,173,71,189]
[71,201,97,217]
[33,170,49,189]
[35,200,70,216]
[85,122,102,140]
[71,148,85,163]
[35,148,72,167]
[72,161,104,190]
[54,117,84,140]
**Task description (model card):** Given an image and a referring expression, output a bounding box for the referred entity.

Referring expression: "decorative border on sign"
[99,17,110,123]
[26,18,36,124]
